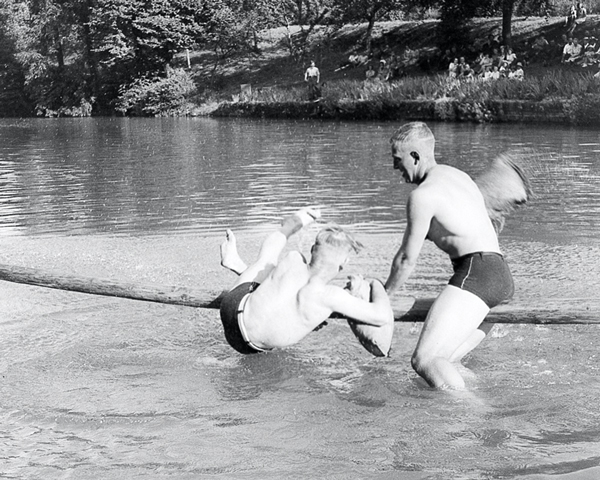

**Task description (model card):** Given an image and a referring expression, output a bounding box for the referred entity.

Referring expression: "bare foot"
[282,207,322,236]
[297,207,321,225]
[220,229,247,274]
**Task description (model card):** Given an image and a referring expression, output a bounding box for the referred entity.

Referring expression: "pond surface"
[0,117,599,479]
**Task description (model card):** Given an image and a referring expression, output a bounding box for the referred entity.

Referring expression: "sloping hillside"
[178,15,600,99]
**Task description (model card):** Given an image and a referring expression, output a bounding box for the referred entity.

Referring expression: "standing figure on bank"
[384,122,516,389]
[304,61,321,101]
[219,208,394,355]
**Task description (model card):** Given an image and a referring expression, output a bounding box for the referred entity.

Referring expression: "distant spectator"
[478,53,493,73]
[457,56,469,76]
[563,37,583,63]
[448,57,459,78]
[335,54,369,71]
[565,4,577,35]
[388,54,402,81]
[501,46,517,69]
[483,34,501,56]
[581,37,598,66]
[491,47,503,68]
[376,59,389,81]
[304,60,321,101]
[576,2,587,21]
[365,64,376,80]
[481,65,494,81]
[490,65,501,80]
[532,35,550,58]
[509,62,524,81]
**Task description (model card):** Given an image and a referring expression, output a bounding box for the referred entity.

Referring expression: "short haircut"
[390,122,434,147]
[314,225,363,254]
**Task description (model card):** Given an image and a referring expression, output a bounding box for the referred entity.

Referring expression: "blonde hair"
[390,122,435,147]
[314,225,363,254]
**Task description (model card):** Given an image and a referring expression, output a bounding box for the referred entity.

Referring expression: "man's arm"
[323,281,393,327]
[385,189,433,293]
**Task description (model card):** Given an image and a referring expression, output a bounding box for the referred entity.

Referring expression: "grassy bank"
[211,71,600,124]
[181,15,600,124]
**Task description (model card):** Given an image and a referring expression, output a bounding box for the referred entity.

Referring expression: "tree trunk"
[55,27,64,70]
[502,0,515,47]
[364,5,380,51]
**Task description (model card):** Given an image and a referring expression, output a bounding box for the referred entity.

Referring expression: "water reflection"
[0,118,598,243]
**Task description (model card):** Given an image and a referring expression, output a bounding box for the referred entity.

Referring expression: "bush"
[115,68,197,116]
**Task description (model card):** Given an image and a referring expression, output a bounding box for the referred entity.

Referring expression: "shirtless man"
[219,208,394,354]
[385,122,514,389]
[304,61,321,101]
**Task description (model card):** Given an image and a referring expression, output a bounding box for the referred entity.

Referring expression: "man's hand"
[345,274,371,301]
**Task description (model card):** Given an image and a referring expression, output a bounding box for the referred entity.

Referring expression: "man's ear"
[410,151,420,165]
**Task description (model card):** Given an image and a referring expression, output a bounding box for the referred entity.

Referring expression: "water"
[0,117,599,479]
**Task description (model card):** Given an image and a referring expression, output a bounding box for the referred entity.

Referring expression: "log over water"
[0,263,597,325]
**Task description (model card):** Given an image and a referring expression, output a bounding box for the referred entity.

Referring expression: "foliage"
[0,0,32,115]
[114,67,197,116]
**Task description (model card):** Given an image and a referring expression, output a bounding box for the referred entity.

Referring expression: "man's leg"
[222,207,320,290]
[220,229,248,275]
[449,322,493,363]
[411,285,490,389]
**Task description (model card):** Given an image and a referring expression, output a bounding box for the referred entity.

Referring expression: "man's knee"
[411,349,435,377]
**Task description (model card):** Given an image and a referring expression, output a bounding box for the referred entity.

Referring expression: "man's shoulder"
[418,165,475,195]
[429,164,471,181]
[281,250,308,264]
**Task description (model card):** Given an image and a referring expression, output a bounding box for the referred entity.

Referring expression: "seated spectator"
[387,54,402,81]
[461,63,474,80]
[581,37,598,66]
[565,4,577,36]
[563,37,584,63]
[481,65,494,81]
[376,59,389,81]
[457,56,470,76]
[576,2,587,22]
[365,64,376,80]
[491,47,503,68]
[490,65,501,80]
[350,54,368,67]
[448,57,459,78]
[335,54,369,72]
[483,34,501,56]
[478,53,493,73]
[532,35,550,62]
[500,46,518,69]
[509,62,525,80]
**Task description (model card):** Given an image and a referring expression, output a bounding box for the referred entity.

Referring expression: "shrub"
[115,68,197,116]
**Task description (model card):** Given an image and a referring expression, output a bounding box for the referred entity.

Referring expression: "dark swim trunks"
[448,252,514,308]
[219,282,271,355]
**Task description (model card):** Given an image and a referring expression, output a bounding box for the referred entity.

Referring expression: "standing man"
[384,122,515,390]
[304,60,321,101]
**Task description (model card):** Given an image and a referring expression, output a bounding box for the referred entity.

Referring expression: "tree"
[332,0,405,50]
[499,0,551,46]
[0,0,31,115]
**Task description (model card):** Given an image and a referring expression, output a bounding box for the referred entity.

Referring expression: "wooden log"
[394,297,600,325]
[0,263,598,324]
[0,263,226,309]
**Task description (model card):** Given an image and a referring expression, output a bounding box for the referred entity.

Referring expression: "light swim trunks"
[448,252,514,308]
[219,282,271,354]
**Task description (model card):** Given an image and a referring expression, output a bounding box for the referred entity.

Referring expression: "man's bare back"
[219,211,393,354]
[415,165,500,259]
